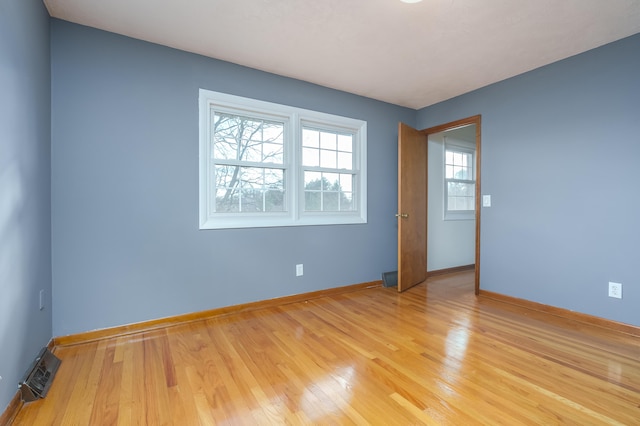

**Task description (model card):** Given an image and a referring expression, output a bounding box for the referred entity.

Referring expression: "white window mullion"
[290,113,301,222]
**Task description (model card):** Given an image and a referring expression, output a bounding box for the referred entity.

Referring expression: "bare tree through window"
[212,113,285,212]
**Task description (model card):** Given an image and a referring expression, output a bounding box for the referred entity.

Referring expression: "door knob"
[395,213,409,218]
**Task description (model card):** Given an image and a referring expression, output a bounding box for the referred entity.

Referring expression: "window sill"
[199,213,367,230]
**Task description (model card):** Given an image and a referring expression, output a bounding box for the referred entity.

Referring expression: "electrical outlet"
[296,264,304,277]
[608,282,622,299]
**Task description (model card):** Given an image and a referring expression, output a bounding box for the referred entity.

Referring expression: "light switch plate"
[482,195,491,207]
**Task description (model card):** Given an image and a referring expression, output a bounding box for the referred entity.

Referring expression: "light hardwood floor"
[11,271,640,425]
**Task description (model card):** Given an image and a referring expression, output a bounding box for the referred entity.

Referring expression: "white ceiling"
[43,0,640,109]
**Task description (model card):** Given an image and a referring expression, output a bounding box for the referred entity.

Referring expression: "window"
[302,127,355,212]
[199,89,367,229]
[444,138,475,220]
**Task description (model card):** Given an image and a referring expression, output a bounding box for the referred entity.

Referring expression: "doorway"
[397,115,481,294]
[423,116,481,294]
[427,125,476,270]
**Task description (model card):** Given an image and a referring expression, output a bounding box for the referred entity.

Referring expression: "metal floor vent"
[20,347,61,402]
[382,271,398,288]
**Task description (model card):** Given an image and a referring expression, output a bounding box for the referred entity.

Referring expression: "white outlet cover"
[296,264,304,276]
[608,282,622,299]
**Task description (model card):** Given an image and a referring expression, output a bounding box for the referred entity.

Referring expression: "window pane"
[448,196,456,210]
[304,171,322,189]
[241,167,263,189]
[307,128,355,171]
[445,149,474,182]
[447,181,475,212]
[340,174,354,192]
[214,166,284,212]
[243,142,262,163]
[464,197,475,210]
[448,182,458,196]
[447,182,475,197]
[215,165,237,187]
[263,168,281,186]
[320,132,337,150]
[340,192,354,211]
[323,173,339,190]
[302,172,356,212]
[320,149,336,168]
[239,188,285,212]
[241,189,262,211]
[459,197,468,210]
[337,152,352,169]
[213,112,284,164]
[263,122,284,144]
[302,147,319,167]
[215,188,239,213]
[262,142,283,163]
[464,152,472,167]
[303,128,319,147]
[445,165,454,179]
[324,192,339,211]
[304,191,321,211]
[337,134,353,152]
[212,114,246,160]
[464,183,475,196]
[453,166,463,179]
[264,190,285,212]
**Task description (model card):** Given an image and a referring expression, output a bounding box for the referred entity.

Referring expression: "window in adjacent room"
[444,137,475,220]
[199,89,367,229]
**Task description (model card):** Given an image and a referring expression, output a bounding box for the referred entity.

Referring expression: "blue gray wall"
[50,20,415,336]
[0,0,52,412]
[418,33,640,326]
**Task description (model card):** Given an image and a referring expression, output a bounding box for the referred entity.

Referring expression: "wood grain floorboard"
[11,270,640,425]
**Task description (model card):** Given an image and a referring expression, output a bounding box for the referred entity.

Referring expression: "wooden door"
[397,123,428,292]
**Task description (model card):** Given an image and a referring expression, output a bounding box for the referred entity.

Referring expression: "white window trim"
[199,89,367,229]
[443,138,475,221]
